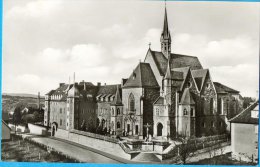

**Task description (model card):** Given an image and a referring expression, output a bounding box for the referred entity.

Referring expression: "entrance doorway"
[157,123,163,136]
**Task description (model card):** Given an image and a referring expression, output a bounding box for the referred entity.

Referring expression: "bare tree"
[174,124,197,164]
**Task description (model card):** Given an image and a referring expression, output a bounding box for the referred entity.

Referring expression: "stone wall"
[28,123,48,135]
[231,123,258,162]
[55,128,131,160]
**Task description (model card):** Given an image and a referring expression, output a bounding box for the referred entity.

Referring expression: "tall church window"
[117,108,120,115]
[129,93,135,112]
[191,108,194,117]
[210,98,214,114]
[156,108,160,116]
[117,122,121,129]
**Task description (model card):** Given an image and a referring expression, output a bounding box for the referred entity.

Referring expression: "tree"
[175,137,197,164]
[13,106,22,134]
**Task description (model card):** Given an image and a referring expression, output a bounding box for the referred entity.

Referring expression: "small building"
[2,120,11,141]
[229,100,259,163]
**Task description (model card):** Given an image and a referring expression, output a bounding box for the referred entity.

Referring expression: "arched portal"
[157,123,163,136]
[101,119,105,129]
[51,122,58,136]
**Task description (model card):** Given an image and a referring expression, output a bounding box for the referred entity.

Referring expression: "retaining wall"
[55,128,131,160]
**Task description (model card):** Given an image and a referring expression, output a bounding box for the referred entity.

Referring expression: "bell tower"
[160,4,171,58]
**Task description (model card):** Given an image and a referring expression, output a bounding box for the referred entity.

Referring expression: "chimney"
[38,92,40,110]
[97,82,101,87]
[59,83,65,87]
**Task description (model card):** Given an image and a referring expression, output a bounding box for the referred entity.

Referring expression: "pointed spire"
[165,55,172,79]
[161,1,171,58]
[113,85,122,105]
[162,2,171,39]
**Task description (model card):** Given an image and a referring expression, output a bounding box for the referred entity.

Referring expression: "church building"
[45,5,243,139]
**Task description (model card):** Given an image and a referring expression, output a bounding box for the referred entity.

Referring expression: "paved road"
[24,135,121,164]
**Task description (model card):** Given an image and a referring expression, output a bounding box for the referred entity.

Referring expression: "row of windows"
[201,121,223,128]
[99,108,121,116]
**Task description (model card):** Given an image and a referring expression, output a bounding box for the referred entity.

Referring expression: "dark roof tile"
[229,101,258,124]
[123,63,159,88]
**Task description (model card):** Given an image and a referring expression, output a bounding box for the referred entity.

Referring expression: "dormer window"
[187,81,192,88]
[206,83,210,89]
[133,73,136,80]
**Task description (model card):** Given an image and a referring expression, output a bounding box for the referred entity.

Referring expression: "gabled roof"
[2,120,11,130]
[46,90,55,95]
[172,67,190,90]
[229,100,258,124]
[149,50,203,76]
[97,84,120,95]
[180,88,195,105]
[213,82,239,94]
[123,63,159,88]
[191,69,208,91]
[111,85,122,105]
[154,96,164,105]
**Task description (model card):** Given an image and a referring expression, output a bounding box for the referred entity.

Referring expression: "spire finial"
[165,0,166,8]
[148,42,151,49]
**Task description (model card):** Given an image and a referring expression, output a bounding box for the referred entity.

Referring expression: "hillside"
[2,94,45,114]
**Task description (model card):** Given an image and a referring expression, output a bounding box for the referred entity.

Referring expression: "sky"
[2,0,259,98]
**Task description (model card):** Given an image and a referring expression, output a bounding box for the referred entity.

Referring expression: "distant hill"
[2,93,44,98]
[2,94,45,114]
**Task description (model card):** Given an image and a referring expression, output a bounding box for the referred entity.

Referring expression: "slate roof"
[191,69,208,91]
[123,63,159,88]
[97,84,120,95]
[111,85,123,105]
[213,82,239,94]
[149,50,203,76]
[45,90,55,95]
[154,96,164,105]
[229,100,259,124]
[180,88,195,105]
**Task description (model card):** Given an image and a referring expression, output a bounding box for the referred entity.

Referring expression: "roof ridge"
[229,100,259,122]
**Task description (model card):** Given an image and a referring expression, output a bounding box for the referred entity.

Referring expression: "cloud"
[210,64,259,98]
[173,33,258,67]
[6,0,62,19]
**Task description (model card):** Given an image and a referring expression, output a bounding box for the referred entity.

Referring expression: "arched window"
[129,93,135,112]
[156,108,159,116]
[117,122,120,129]
[112,108,114,115]
[183,108,188,115]
[117,108,120,115]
